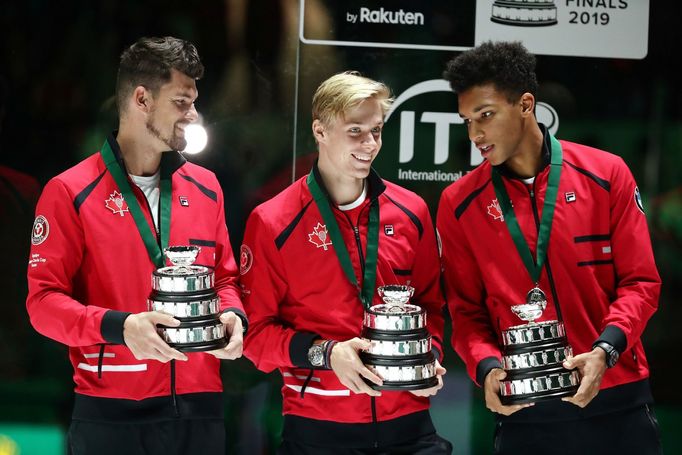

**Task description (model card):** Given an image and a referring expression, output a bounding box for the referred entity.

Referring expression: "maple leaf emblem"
[105,191,129,216]
[308,222,332,251]
[487,198,504,221]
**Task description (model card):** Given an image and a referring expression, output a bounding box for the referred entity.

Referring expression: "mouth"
[478,144,494,158]
[351,153,372,163]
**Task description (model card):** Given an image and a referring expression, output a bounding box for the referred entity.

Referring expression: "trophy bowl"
[499,286,577,403]
[377,285,414,305]
[150,245,225,353]
[361,285,438,390]
[164,245,201,268]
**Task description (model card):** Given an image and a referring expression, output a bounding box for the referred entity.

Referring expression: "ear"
[520,92,535,117]
[132,86,151,113]
[312,119,325,143]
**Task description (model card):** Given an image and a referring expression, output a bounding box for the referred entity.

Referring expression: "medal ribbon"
[307,171,380,309]
[100,139,171,268]
[491,135,563,284]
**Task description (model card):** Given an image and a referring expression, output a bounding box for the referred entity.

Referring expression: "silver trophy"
[499,287,579,404]
[360,285,438,390]
[148,246,227,352]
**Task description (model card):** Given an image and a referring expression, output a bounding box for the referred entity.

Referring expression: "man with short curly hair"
[437,41,661,454]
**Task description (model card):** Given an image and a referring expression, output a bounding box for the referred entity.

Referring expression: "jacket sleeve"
[240,207,314,373]
[409,203,446,362]
[26,178,119,346]
[213,183,248,331]
[597,158,661,353]
[437,189,502,386]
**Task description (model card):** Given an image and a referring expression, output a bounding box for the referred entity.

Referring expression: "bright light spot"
[183,124,208,154]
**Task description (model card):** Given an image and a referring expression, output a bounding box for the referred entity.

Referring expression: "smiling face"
[314,97,384,182]
[458,83,535,167]
[145,69,198,151]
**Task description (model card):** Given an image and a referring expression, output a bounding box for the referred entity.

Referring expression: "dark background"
[1,1,680,454]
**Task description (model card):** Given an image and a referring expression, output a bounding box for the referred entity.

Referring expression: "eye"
[481,111,493,119]
[349,127,361,134]
[462,118,472,127]
[371,126,382,134]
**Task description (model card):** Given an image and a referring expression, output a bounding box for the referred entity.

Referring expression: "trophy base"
[168,337,228,353]
[500,385,578,405]
[365,375,440,391]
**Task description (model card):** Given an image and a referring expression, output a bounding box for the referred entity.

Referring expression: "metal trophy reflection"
[148,245,227,352]
[499,287,580,404]
[360,285,438,390]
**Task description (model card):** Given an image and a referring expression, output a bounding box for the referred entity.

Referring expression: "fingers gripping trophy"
[148,246,228,352]
[360,285,438,390]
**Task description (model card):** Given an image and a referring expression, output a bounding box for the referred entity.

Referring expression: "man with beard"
[26,36,247,454]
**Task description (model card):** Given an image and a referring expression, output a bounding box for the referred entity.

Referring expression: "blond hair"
[312,71,393,126]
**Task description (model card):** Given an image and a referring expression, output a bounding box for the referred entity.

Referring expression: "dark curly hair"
[116,36,204,113]
[443,41,538,103]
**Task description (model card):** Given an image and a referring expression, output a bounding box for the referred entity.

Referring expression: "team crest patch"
[31,215,49,245]
[308,223,332,251]
[239,244,253,275]
[105,191,129,216]
[487,199,504,221]
[634,186,645,214]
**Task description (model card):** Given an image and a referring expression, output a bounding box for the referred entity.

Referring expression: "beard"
[146,113,187,151]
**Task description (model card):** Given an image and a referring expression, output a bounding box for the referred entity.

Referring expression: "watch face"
[308,345,324,367]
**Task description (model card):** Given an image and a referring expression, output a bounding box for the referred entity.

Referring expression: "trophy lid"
[511,287,547,323]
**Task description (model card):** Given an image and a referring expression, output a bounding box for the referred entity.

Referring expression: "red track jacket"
[240,165,445,430]
[26,135,245,420]
[437,126,660,420]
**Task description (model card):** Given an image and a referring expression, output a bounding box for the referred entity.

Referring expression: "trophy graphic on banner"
[359,285,438,390]
[148,246,227,352]
[499,287,580,404]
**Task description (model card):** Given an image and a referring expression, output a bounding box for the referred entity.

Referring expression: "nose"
[186,103,199,123]
[469,123,483,143]
[362,131,379,149]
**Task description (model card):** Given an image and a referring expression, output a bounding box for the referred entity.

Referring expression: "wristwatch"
[307,341,327,367]
[593,341,619,368]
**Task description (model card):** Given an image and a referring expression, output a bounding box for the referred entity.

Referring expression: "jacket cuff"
[476,356,503,387]
[595,325,627,353]
[101,310,132,345]
[289,332,321,368]
[222,308,249,335]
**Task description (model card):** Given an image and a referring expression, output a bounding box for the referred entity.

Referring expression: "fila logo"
[179,196,189,207]
[565,192,576,203]
[384,225,394,236]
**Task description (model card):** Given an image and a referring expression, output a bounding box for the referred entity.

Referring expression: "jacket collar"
[105,131,187,179]
[310,159,387,202]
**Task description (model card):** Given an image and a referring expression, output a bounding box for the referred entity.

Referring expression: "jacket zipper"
[527,180,563,321]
